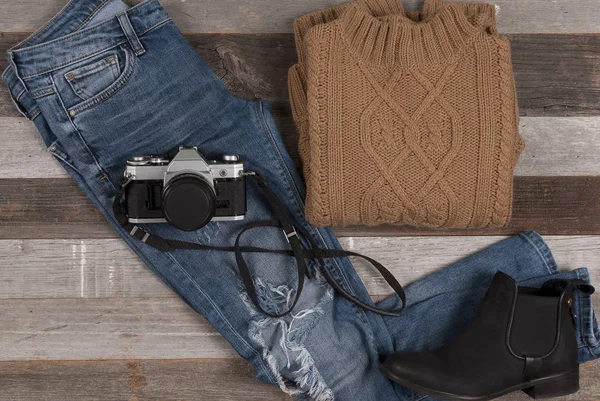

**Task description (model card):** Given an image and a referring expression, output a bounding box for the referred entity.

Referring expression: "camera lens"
[162,173,216,231]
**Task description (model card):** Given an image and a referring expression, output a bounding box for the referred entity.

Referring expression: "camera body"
[124,147,246,231]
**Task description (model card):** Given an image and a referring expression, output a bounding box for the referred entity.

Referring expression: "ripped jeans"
[4,1,599,400]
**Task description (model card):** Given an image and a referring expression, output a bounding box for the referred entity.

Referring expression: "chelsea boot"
[380,271,595,400]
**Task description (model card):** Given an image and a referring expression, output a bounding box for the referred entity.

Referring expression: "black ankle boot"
[380,272,594,401]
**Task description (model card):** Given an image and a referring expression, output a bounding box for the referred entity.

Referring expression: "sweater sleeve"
[293,3,351,65]
[290,4,350,173]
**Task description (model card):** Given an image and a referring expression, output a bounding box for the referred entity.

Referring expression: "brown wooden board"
[0,359,289,401]
[0,358,598,401]
[0,177,598,239]
[0,33,598,117]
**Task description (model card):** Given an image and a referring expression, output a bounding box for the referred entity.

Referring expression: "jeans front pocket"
[65,54,121,101]
[65,44,137,117]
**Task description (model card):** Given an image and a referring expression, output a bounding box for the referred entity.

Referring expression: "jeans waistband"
[4,0,169,80]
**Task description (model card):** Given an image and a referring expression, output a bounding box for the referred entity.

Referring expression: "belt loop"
[116,12,146,56]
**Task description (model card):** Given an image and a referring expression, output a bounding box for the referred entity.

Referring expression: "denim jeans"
[4,1,598,400]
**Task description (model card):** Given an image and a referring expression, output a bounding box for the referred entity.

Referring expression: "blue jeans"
[4,1,598,400]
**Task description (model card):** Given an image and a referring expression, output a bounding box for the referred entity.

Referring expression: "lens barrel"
[162,173,216,231]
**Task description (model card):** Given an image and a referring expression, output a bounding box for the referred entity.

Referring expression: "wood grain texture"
[0,0,599,33]
[2,116,599,179]
[0,297,238,361]
[0,33,599,117]
[1,359,597,401]
[0,177,598,239]
[511,34,600,117]
[0,359,290,401]
[1,236,599,299]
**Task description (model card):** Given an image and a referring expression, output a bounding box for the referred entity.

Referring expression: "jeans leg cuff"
[573,268,600,363]
[519,231,560,275]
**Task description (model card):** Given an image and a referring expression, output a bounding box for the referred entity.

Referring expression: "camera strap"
[114,171,406,318]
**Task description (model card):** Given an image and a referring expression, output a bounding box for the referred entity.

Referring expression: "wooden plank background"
[0,0,598,400]
[0,0,599,33]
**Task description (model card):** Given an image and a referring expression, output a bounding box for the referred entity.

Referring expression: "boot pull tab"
[573,282,595,295]
[540,279,595,296]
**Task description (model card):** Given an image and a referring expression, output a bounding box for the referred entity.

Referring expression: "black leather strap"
[540,279,595,297]
[114,171,406,318]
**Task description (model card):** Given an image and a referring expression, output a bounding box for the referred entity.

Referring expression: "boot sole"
[379,365,579,401]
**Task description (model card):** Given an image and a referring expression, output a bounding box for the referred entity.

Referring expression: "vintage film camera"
[123,146,246,231]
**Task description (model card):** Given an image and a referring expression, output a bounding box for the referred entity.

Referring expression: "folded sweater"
[289,0,524,228]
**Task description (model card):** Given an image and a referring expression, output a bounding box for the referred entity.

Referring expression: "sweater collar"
[338,0,492,68]
[359,0,406,17]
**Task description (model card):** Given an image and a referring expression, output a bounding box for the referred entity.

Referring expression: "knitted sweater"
[289,0,524,228]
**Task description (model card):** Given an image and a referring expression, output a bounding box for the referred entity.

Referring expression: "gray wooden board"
[1,358,597,401]
[0,33,599,117]
[0,0,599,33]
[0,236,598,299]
[0,297,236,361]
[1,290,599,361]
[0,236,598,361]
[1,117,599,179]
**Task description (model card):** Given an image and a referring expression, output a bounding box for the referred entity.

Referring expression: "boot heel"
[523,369,579,399]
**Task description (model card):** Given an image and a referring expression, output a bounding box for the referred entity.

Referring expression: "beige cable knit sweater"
[289,0,524,228]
